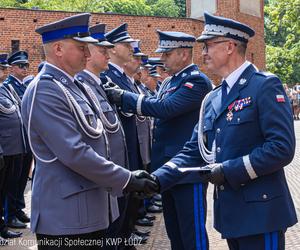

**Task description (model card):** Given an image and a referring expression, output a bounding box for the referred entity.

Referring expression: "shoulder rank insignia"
[239,78,247,85]
[181,73,187,77]
[191,70,200,75]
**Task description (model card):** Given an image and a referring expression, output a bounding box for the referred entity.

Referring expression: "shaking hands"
[124,170,160,197]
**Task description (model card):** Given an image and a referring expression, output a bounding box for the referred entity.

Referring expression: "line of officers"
[0,14,195,248]
[0,10,298,250]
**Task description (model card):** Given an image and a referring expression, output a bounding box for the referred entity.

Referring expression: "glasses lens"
[18,64,29,69]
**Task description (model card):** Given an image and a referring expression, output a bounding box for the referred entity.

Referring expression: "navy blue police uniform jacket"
[102,63,142,171]
[121,64,212,171]
[0,85,25,156]
[153,64,298,238]
[3,75,28,99]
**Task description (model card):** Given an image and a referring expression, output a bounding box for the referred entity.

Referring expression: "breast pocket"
[77,100,97,127]
[227,108,255,126]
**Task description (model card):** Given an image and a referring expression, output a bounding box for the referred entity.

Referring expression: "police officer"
[75,23,148,246]
[0,53,23,243]
[102,23,152,247]
[152,12,298,250]
[21,13,158,250]
[104,30,212,250]
[4,51,32,227]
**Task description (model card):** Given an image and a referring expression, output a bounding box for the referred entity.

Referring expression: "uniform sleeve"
[153,124,206,192]
[223,76,295,190]
[122,75,211,119]
[28,80,131,196]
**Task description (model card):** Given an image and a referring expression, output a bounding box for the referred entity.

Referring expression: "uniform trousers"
[227,230,285,250]
[0,155,21,231]
[162,183,208,250]
[4,154,23,222]
[16,152,33,216]
[36,229,107,250]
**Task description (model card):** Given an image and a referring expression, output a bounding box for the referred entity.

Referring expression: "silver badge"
[239,78,246,85]
[60,77,67,83]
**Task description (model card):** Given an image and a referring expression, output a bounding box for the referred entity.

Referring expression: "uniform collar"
[109,62,124,74]
[174,63,194,77]
[10,74,23,85]
[223,61,253,93]
[45,62,74,82]
[83,69,101,86]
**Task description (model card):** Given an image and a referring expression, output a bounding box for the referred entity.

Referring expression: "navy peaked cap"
[0,53,10,67]
[36,13,97,44]
[89,24,114,47]
[155,30,196,53]
[105,23,135,44]
[7,51,29,65]
[197,12,255,43]
[148,57,164,67]
[131,40,146,57]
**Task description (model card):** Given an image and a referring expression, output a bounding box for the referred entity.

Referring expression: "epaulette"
[40,74,54,80]
[190,70,200,76]
[255,71,276,77]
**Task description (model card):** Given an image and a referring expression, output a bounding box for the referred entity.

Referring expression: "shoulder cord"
[197,91,216,164]
[7,84,22,105]
[78,81,120,134]
[0,96,17,114]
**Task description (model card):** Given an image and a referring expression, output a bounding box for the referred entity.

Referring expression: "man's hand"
[102,81,124,106]
[125,170,159,197]
[200,163,225,185]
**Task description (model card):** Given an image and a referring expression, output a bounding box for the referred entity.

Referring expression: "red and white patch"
[184,82,194,89]
[276,95,285,103]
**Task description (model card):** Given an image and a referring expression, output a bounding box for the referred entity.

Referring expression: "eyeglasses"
[16,64,29,69]
[202,40,233,53]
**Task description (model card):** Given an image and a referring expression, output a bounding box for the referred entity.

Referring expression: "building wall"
[0,5,265,85]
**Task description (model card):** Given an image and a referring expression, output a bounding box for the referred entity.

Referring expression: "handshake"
[124,170,160,197]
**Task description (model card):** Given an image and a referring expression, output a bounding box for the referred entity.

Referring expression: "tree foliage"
[0,0,183,17]
[265,0,300,84]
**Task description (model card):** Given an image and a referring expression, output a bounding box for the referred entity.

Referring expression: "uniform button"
[154,126,157,129]
[262,194,268,199]
[217,147,221,153]
[204,125,207,129]
[153,139,156,143]
[237,117,241,122]
[216,128,221,133]
[219,185,224,190]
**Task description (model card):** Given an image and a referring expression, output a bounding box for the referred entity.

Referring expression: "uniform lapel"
[216,64,257,119]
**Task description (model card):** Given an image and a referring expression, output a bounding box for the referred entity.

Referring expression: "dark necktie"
[221,80,228,105]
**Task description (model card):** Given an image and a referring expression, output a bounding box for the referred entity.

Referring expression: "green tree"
[151,0,179,17]
[265,0,300,84]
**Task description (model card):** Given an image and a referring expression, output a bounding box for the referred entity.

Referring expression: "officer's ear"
[52,41,63,57]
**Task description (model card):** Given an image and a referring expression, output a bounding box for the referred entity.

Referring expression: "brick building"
[0,0,265,84]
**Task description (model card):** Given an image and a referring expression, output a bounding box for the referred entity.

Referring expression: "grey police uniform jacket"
[0,85,25,156]
[21,64,131,235]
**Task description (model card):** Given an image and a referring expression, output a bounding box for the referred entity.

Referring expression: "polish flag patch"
[184,82,194,89]
[276,95,285,103]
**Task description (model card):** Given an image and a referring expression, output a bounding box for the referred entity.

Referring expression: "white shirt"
[83,69,102,86]
[224,61,252,94]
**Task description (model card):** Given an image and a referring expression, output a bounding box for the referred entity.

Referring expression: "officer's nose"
[84,46,91,58]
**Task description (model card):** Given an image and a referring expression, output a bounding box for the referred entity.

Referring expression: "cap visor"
[96,41,115,48]
[119,38,136,43]
[155,47,173,53]
[11,60,29,64]
[133,52,147,57]
[196,34,217,42]
[73,36,98,43]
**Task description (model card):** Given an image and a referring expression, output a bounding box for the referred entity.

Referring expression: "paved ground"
[3,121,300,250]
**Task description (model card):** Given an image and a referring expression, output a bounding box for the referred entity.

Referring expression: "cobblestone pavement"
[4,121,300,250]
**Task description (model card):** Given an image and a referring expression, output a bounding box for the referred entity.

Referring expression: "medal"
[226,110,233,121]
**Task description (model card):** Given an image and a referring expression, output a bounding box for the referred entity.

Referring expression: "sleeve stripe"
[165,161,177,169]
[136,94,144,116]
[242,155,258,180]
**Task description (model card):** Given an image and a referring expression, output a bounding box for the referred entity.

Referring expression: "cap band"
[41,25,88,43]
[159,40,194,49]
[202,24,250,40]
